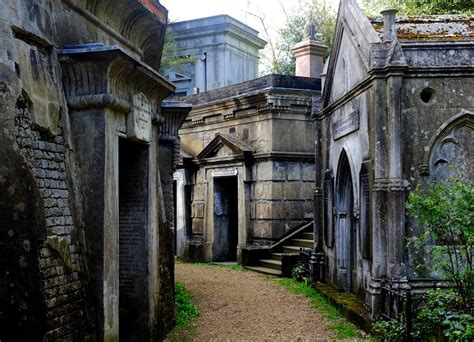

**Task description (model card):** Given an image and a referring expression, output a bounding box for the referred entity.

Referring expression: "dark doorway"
[335,151,355,292]
[118,139,149,341]
[212,176,238,261]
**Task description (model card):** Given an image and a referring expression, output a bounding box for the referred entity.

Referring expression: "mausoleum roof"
[370,14,473,41]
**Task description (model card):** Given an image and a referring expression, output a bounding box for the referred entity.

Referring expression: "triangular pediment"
[323,0,381,106]
[197,134,253,160]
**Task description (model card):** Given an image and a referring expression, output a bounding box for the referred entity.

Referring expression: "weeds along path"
[174,262,339,341]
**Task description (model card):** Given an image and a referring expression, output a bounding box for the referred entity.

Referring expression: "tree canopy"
[361,0,473,15]
[258,0,337,75]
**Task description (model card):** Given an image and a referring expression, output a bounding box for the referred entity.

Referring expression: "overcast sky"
[161,0,341,39]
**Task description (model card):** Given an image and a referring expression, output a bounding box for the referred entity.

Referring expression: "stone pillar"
[291,22,328,78]
[381,9,398,42]
[194,53,207,93]
[59,44,175,341]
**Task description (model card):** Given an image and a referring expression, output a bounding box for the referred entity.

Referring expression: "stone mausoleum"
[164,15,267,96]
[312,0,473,318]
[0,0,183,340]
[174,74,321,263]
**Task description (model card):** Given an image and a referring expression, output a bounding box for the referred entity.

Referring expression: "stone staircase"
[245,224,314,276]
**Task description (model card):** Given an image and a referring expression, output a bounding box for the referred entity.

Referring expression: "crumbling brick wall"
[12,94,95,341]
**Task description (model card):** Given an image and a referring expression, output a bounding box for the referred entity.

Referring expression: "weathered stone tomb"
[0,0,180,340]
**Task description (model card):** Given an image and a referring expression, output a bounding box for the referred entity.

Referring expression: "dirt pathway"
[173,263,336,341]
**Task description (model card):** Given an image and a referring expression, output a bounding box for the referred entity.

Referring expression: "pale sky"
[161,0,341,40]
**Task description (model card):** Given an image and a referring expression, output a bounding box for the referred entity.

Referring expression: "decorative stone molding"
[59,44,174,112]
[421,110,474,179]
[62,0,168,70]
[372,178,408,192]
[66,94,131,113]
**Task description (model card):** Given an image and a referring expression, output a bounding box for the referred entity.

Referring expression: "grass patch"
[195,262,243,271]
[272,277,363,340]
[166,282,199,341]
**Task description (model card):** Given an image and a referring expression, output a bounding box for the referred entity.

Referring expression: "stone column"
[291,22,328,78]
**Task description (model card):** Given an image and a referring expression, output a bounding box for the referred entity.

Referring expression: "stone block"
[250,202,256,219]
[193,184,206,201]
[271,221,287,238]
[192,202,204,218]
[287,162,301,181]
[252,221,273,238]
[273,162,286,181]
[287,201,304,219]
[256,161,272,181]
[301,183,315,200]
[196,169,206,184]
[255,202,286,220]
[302,163,315,181]
[254,182,283,200]
[284,182,301,200]
[303,201,314,219]
[192,218,203,234]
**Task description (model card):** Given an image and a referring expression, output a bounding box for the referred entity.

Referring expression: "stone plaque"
[333,110,359,140]
[212,169,238,177]
[128,93,152,143]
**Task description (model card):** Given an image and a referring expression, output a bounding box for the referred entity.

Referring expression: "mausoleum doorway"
[118,139,150,341]
[212,176,239,261]
[335,151,356,293]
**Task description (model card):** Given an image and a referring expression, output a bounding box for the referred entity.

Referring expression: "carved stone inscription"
[333,110,359,140]
[128,93,152,143]
[212,169,238,177]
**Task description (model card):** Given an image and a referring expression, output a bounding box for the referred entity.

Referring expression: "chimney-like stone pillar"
[291,21,328,78]
[381,8,398,42]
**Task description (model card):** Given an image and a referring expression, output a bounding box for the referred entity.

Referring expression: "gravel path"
[173,263,335,341]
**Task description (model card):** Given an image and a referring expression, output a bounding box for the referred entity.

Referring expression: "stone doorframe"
[202,162,251,263]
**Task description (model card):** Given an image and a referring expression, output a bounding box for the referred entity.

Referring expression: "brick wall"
[15,95,95,340]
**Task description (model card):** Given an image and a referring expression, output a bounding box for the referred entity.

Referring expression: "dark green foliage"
[407,178,474,308]
[361,0,473,15]
[373,290,474,341]
[374,178,474,341]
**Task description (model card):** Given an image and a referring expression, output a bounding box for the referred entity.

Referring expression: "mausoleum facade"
[312,0,473,318]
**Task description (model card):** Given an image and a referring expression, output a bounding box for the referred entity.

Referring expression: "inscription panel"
[333,110,359,140]
[128,93,152,143]
[212,169,238,177]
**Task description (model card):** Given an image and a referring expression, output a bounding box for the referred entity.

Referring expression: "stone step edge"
[244,265,282,276]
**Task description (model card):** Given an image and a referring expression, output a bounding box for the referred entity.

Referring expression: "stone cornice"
[59,44,175,112]
[160,102,192,138]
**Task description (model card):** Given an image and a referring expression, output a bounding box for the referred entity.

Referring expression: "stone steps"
[246,224,315,277]
[245,265,282,276]
[260,258,282,271]
[292,238,313,248]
